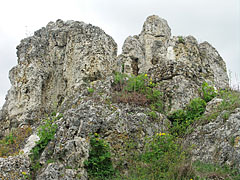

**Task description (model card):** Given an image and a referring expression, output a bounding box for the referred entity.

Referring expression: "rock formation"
[0,19,117,137]
[118,15,229,111]
[0,15,238,179]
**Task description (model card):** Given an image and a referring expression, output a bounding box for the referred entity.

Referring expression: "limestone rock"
[0,15,233,179]
[22,133,40,155]
[0,19,117,137]
[0,155,31,179]
[187,108,240,169]
[118,15,229,111]
[199,42,229,89]
[118,15,171,75]
[32,78,169,178]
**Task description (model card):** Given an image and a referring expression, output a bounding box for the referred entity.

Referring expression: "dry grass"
[0,125,32,157]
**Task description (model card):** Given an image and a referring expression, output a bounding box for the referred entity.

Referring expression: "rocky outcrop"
[0,15,235,179]
[188,106,240,169]
[0,19,117,137]
[118,15,229,111]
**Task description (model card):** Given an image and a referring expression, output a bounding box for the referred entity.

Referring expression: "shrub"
[148,111,158,120]
[168,98,206,137]
[29,112,62,178]
[125,74,147,92]
[112,73,164,113]
[122,133,194,180]
[201,82,217,102]
[193,161,240,180]
[84,133,115,180]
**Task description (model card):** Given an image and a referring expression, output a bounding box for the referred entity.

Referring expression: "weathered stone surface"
[22,133,40,155]
[199,41,229,89]
[118,15,229,111]
[187,108,240,169]
[34,78,169,178]
[0,15,233,179]
[118,15,171,75]
[0,155,31,179]
[0,19,117,137]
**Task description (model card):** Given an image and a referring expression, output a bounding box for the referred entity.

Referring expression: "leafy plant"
[119,133,194,180]
[201,82,217,102]
[29,112,62,178]
[125,74,148,92]
[112,73,164,113]
[88,88,95,94]
[168,98,206,137]
[178,36,185,44]
[193,160,240,180]
[148,111,158,120]
[84,133,115,180]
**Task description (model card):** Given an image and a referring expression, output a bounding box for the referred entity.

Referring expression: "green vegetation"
[193,161,240,180]
[147,111,158,120]
[178,36,185,44]
[199,88,240,125]
[0,126,32,157]
[29,112,62,179]
[168,97,206,137]
[88,87,95,94]
[201,82,217,102]
[110,81,240,179]
[112,73,163,113]
[84,133,115,180]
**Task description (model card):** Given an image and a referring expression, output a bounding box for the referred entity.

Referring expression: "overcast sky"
[0,0,239,108]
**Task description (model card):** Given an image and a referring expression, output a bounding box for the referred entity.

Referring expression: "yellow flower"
[144,74,148,77]
[157,132,166,136]
[94,133,98,136]
[150,81,152,85]
[22,172,27,175]
[96,138,100,141]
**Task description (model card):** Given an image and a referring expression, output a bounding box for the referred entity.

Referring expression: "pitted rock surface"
[0,15,234,179]
[0,19,117,137]
[187,108,240,169]
[118,15,229,111]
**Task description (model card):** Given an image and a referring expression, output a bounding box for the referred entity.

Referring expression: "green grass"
[193,161,240,180]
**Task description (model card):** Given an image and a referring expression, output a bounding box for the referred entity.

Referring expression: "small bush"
[148,111,158,120]
[125,74,148,92]
[201,82,217,102]
[193,160,240,180]
[29,113,61,178]
[112,73,164,113]
[84,133,115,180]
[120,133,194,180]
[168,98,206,137]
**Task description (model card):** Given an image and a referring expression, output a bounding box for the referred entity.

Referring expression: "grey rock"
[118,15,229,111]
[0,155,31,180]
[0,15,233,179]
[187,108,240,168]
[0,19,117,136]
